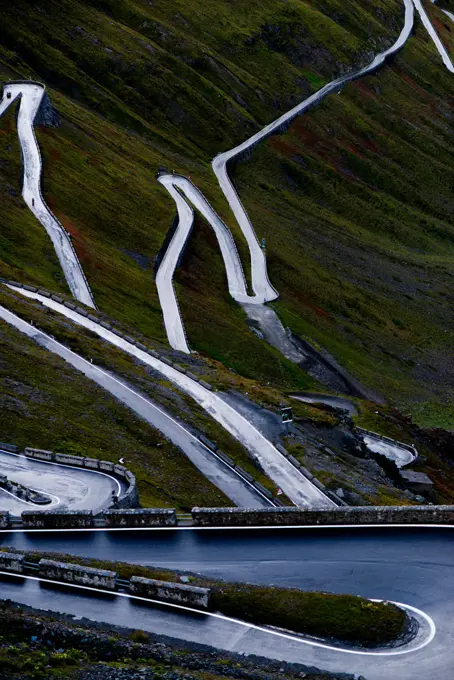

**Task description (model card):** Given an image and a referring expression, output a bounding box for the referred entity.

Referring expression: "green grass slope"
[230,10,454,427]
[0,0,452,430]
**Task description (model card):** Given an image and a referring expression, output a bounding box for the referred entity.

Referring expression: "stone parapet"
[22,510,94,528]
[102,508,176,527]
[0,552,24,573]
[130,575,209,608]
[191,505,454,527]
[39,559,117,590]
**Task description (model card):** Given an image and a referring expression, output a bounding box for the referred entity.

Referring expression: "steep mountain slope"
[0,0,452,428]
[227,9,454,428]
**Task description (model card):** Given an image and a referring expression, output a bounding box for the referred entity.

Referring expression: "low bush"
[211,584,406,646]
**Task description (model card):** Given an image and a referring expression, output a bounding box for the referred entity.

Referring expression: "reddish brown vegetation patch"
[269,136,300,159]
[291,117,327,150]
[342,142,366,161]
[359,135,382,156]
[396,72,433,102]
[353,80,378,99]
[57,213,91,266]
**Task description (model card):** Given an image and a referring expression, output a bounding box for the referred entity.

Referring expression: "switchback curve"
[0,525,453,679]
[0,83,96,308]
[155,0,453,354]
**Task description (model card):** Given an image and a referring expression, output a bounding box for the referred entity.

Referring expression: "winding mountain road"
[362,435,416,468]
[1,1,451,359]
[0,5,453,678]
[2,289,334,508]
[0,304,275,509]
[155,0,453,354]
[0,526,453,679]
[0,83,95,308]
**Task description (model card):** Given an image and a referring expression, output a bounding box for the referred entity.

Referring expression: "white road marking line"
[0,485,58,507]
[0,570,436,656]
[0,523,452,533]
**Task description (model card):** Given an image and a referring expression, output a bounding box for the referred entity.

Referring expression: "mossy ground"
[0,601,346,680]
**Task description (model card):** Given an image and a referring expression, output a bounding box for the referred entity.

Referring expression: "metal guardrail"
[357,427,418,456]
[24,561,40,571]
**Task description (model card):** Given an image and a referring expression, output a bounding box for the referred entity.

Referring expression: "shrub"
[129,630,150,644]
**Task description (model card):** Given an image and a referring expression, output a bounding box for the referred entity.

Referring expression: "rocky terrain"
[0,601,359,680]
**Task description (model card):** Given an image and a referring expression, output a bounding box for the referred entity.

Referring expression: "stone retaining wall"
[39,559,118,590]
[130,575,210,608]
[22,510,94,528]
[1,504,454,529]
[0,551,24,573]
[191,505,454,527]
[103,508,176,527]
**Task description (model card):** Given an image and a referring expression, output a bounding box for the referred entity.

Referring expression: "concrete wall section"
[114,465,127,478]
[102,508,176,527]
[39,559,118,590]
[54,453,85,466]
[191,505,454,527]
[22,510,94,528]
[0,442,20,454]
[130,575,210,608]
[114,485,140,509]
[0,552,24,573]
[25,447,53,461]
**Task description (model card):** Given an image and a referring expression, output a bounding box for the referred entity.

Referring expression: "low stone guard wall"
[0,551,210,608]
[0,552,24,573]
[22,510,94,529]
[103,508,177,527]
[1,505,454,529]
[25,448,53,461]
[39,559,118,590]
[1,508,177,528]
[191,505,454,527]
[0,442,20,454]
[130,576,210,608]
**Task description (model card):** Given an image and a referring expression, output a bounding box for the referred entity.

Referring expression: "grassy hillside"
[229,9,454,428]
[0,313,232,510]
[0,0,452,431]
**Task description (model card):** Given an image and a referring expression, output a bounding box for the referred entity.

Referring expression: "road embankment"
[0,547,409,648]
